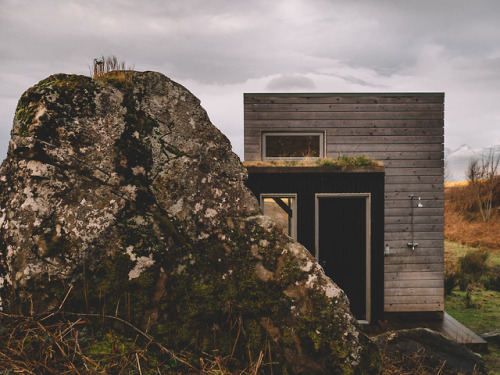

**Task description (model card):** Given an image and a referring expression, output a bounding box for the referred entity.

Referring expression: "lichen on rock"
[0,71,382,374]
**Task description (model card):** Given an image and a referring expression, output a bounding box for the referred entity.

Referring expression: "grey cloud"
[1,0,500,160]
[266,75,316,90]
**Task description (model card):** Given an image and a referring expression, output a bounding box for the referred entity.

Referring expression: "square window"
[262,132,324,159]
[261,194,297,239]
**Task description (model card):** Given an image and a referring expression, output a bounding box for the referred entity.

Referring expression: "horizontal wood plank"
[327,136,443,145]
[327,143,443,152]
[384,167,444,176]
[385,288,443,296]
[385,263,443,273]
[385,183,444,193]
[386,207,444,216]
[385,271,443,281]
[384,295,443,304]
[386,191,444,200]
[383,248,444,257]
[385,256,443,265]
[384,239,444,249]
[244,119,444,128]
[385,199,444,208]
[342,151,444,160]
[245,103,444,112]
[244,94,444,104]
[385,176,443,184]
[385,279,444,289]
[385,231,444,240]
[382,160,444,168]
[384,303,443,312]
[385,216,443,225]
[325,127,444,136]
[245,111,444,121]
[385,223,444,233]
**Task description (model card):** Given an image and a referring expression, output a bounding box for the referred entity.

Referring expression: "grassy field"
[445,287,500,374]
[444,179,500,373]
[446,240,500,268]
[445,241,500,373]
[445,289,500,334]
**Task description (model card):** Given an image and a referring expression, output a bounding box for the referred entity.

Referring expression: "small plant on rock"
[90,55,133,82]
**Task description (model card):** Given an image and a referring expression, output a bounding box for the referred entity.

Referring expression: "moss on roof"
[243,155,382,168]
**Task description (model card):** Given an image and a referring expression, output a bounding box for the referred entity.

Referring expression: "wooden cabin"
[243,93,445,323]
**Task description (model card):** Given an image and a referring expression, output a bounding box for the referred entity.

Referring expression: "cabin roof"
[244,92,445,97]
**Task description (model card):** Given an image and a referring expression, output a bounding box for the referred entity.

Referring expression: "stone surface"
[372,328,487,375]
[0,71,381,374]
[481,329,500,345]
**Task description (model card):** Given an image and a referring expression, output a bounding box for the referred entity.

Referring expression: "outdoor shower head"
[417,197,423,208]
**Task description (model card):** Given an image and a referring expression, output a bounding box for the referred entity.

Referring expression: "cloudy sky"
[1,0,500,160]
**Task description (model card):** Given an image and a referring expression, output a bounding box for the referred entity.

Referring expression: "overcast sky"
[1,0,500,160]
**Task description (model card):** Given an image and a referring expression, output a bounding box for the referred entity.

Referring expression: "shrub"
[457,274,472,292]
[483,268,500,292]
[464,288,480,309]
[444,271,457,296]
[453,249,491,291]
[458,250,490,279]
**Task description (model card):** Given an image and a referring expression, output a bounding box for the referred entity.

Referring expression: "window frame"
[261,131,325,160]
[260,193,298,240]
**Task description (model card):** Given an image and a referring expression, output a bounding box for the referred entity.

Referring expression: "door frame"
[315,193,372,323]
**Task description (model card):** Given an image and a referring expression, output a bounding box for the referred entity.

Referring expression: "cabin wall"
[244,93,445,313]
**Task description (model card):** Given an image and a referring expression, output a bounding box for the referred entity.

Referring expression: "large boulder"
[0,71,381,374]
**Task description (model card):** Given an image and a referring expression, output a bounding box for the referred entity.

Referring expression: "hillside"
[445,141,500,181]
[445,181,500,250]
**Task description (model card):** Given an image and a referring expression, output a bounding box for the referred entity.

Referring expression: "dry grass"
[445,184,500,251]
[380,348,451,375]
[90,55,133,82]
[445,180,469,188]
[0,308,453,375]
[0,310,267,374]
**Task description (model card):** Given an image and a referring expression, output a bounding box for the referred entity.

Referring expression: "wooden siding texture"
[244,93,445,313]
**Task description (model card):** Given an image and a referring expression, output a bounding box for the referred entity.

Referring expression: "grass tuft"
[243,155,381,168]
[89,55,134,83]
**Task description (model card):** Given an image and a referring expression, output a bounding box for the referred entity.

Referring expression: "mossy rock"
[0,71,382,374]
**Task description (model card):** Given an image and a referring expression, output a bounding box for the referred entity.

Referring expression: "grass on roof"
[243,155,381,168]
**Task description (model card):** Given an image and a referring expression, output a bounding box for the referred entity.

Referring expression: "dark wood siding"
[244,93,445,313]
[245,168,385,322]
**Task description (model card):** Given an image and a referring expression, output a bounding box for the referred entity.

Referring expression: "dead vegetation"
[0,310,267,374]
[445,181,500,250]
[445,152,500,250]
[380,348,452,375]
[90,55,133,82]
[464,152,500,222]
[0,308,476,374]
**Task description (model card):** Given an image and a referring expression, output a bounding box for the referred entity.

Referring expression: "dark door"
[317,196,368,320]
